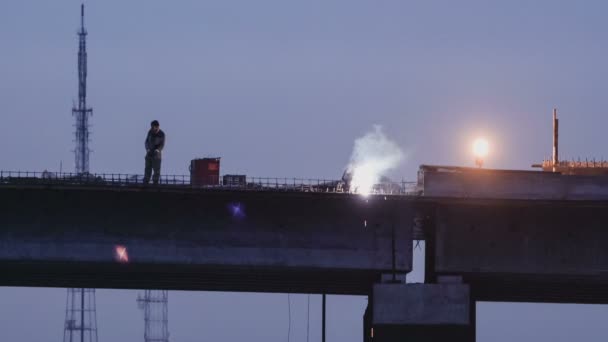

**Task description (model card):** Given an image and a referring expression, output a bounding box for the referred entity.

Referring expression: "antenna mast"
[63,6,99,342]
[73,3,93,174]
[137,290,170,342]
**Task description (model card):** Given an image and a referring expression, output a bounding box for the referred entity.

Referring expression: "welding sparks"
[346,125,404,196]
[114,245,129,263]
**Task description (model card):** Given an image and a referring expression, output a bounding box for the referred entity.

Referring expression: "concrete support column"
[364,283,474,342]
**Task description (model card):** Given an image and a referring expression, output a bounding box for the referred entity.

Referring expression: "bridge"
[1,167,608,341]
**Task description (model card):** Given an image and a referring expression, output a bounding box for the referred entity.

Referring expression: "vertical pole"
[391,224,397,282]
[552,108,559,171]
[307,295,310,342]
[69,289,75,342]
[424,217,436,284]
[322,294,326,342]
[81,288,85,342]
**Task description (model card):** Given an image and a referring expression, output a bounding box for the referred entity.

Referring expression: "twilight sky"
[1,1,608,341]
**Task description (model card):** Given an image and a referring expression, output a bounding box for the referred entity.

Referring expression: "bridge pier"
[364,283,474,342]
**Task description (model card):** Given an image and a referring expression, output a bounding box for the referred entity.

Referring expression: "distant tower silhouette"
[63,5,98,342]
[73,3,92,174]
[63,288,98,342]
[137,290,170,342]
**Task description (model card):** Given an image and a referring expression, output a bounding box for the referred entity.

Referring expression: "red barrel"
[190,158,220,186]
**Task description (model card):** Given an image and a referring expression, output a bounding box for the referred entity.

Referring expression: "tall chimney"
[552,108,559,170]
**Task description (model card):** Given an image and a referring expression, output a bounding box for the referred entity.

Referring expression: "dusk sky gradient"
[1,1,608,341]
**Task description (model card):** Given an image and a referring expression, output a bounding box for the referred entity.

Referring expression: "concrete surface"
[372,283,470,325]
[420,166,608,200]
[2,179,608,303]
[434,203,608,276]
[0,186,413,293]
[364,283,473,342]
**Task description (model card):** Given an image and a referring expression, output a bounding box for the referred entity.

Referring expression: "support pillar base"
[364,283,474,342]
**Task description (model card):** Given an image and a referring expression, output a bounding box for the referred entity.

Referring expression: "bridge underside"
[0,261,385,294]
[461,273,608,304]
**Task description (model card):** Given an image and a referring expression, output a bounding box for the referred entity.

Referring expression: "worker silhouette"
[143,120,165,185]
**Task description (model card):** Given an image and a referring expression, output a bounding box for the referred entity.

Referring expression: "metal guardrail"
[0,170,420,196]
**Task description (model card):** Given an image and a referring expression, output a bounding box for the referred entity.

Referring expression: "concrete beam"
[0,186,413,293]
[420,166,608,200]
[435,203,608,276]
[432,201,608,302]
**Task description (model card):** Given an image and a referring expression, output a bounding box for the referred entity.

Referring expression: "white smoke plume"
[346,125,404,196]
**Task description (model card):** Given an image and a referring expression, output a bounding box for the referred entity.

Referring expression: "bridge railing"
[0,170,191,186]
[0,170,419,196]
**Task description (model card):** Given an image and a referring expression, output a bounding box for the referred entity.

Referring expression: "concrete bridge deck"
[0,184,413,294]
[1,179,607,303]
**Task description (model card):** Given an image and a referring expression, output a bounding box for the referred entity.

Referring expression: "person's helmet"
[151,120,160,127]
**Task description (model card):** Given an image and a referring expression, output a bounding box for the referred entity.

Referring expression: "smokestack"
[552,108,559,170]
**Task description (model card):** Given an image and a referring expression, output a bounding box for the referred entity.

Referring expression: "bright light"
[473,138,489,158]
[472,138,489,167]
[346,125,404,197]
[350,163,376,196]
[115,245,129,263]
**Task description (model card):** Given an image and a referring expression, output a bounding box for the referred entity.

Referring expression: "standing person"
[143,120,165,185]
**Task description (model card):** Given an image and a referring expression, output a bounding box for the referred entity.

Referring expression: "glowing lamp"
[472,138,489,168]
